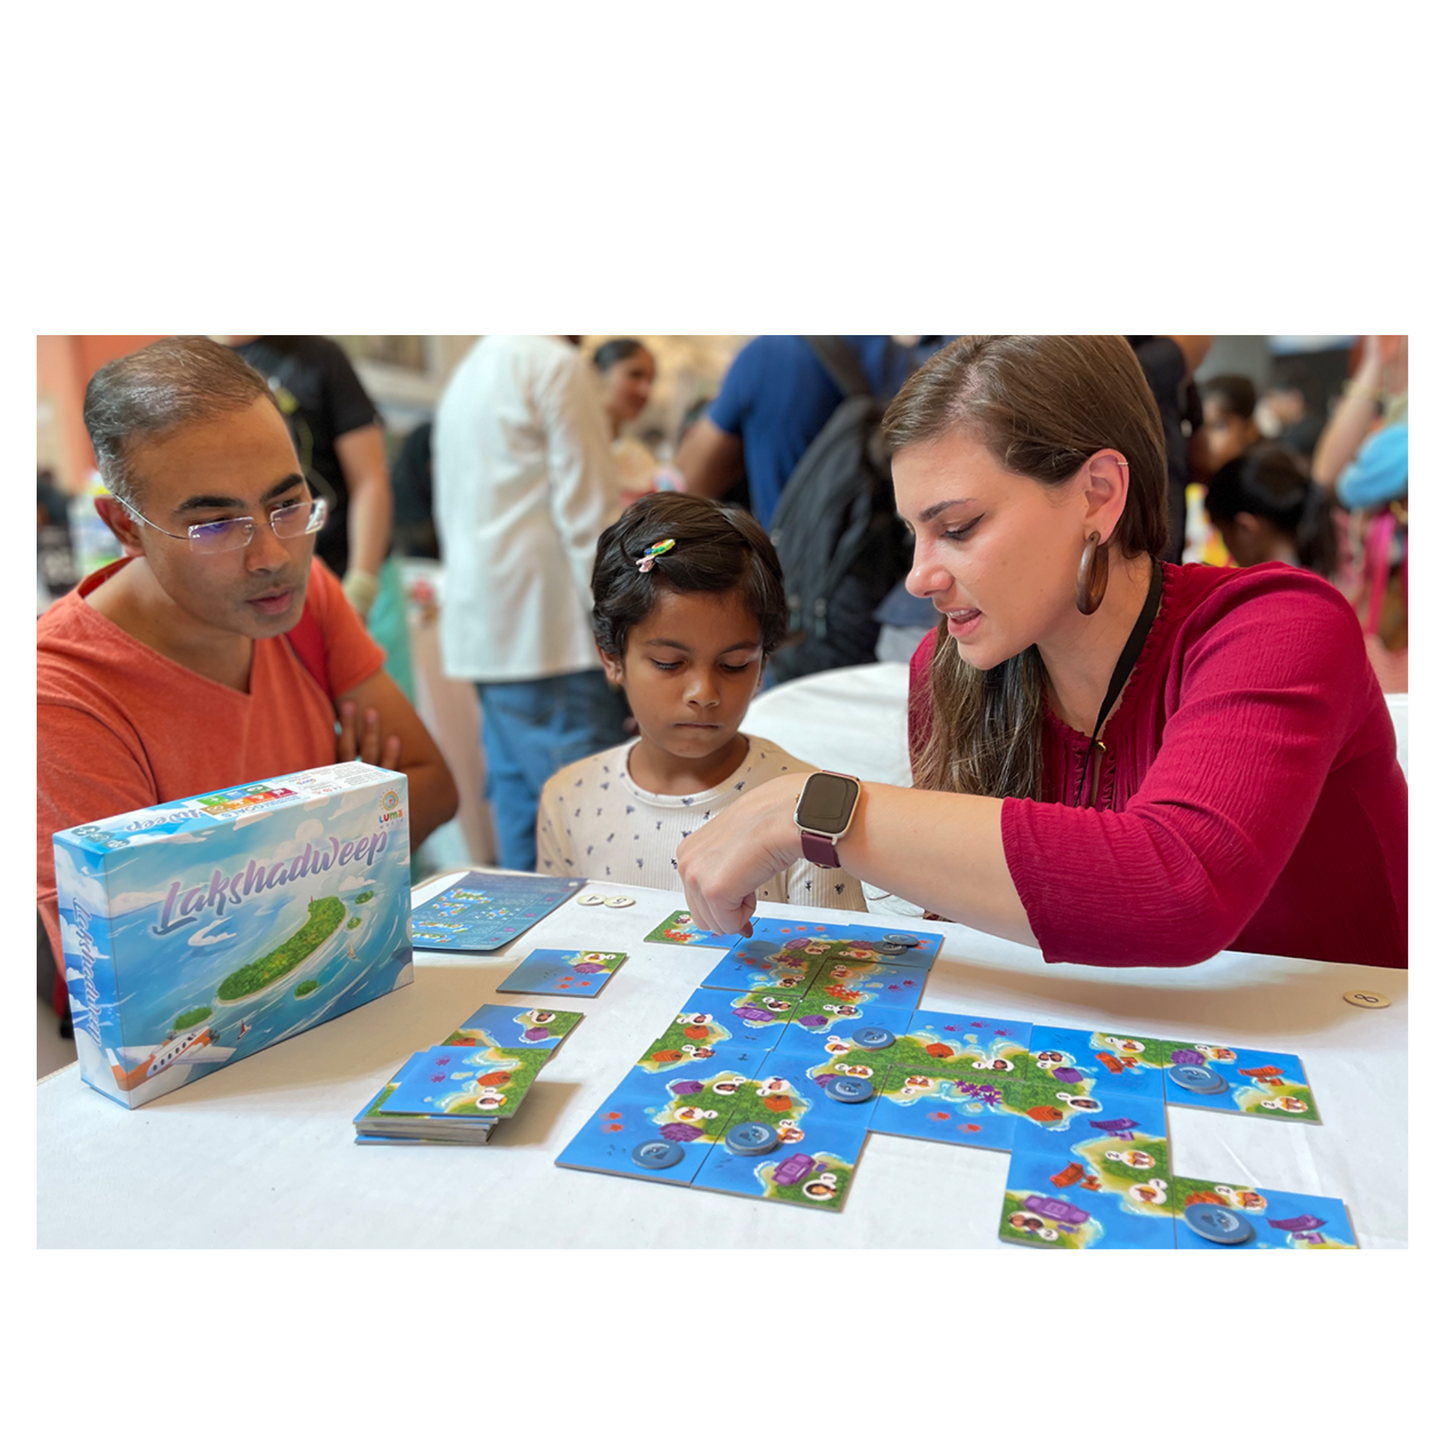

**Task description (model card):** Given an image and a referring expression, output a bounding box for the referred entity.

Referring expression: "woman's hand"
[676,773,804,936]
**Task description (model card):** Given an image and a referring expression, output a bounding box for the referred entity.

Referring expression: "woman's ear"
[1079,449,1131,545]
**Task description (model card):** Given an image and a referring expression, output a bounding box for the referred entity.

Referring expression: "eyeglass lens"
[187,499,326,553]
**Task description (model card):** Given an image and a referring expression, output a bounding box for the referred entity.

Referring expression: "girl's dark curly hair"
[591,492,787,658]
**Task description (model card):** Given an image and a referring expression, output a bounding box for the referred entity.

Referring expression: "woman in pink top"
[677,336,1406,969]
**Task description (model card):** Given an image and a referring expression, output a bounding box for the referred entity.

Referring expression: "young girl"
[535,492,865,911]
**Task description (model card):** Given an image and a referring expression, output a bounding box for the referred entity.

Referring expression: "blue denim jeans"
[477,670,630,872]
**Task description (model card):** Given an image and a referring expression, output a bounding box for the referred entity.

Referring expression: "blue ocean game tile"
[693,1116,868,1211]
[444,1003,583,1050]
[870,1065,1019,1152]
[495,948,627,997]
[999,1142,1178,1250]
[901,1010,1034,1078]
[1001,1082,1176,1245]
[769,1003,916,1071]
[643,909,749,947]
[695,935,823,998]
[377,1044,544,1121]
[1010,1075,1172,1154]
[555,1089,730,1187]
[747,917,945,971]
[633,1030,772,1074]
[802,957,927,1013]
[1018,1025,1165,1097]
[659,986,800,1051]
[1171,1177,1358,1250]
[614,1056,762,1112]
[1158,1042,1321,1122]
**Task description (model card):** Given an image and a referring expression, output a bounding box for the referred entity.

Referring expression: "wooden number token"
[1343,990,1391,1009]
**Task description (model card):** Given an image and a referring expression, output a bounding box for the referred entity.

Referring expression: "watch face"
[797,773,860,835]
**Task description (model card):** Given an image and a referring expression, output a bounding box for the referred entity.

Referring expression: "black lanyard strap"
[1072,557,1164,808]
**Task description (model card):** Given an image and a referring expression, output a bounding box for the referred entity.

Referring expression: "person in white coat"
[434,335,630,869]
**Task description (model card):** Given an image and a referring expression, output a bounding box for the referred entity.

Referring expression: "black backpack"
[767,337,912,683]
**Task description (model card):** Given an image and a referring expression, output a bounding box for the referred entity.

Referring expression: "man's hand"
[337,698,402,771]
[334,669,458,851]
[676,774,803,936]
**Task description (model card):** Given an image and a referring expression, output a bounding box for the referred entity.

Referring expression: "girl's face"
[895,430,1092,673]
[602,585,763,767]
[602,350,656,423]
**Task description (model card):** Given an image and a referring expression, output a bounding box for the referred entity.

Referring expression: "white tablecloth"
[37,876,1406,1248]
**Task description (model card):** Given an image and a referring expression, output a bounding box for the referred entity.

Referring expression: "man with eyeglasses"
[37,338,458,1022]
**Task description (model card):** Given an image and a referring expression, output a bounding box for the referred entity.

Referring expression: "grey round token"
[851,1026,896,1050]
[1168,1064,1229,1095]
[725,1121,779,1156]
[631,1138,685,1170]
[1183,1202,1255,1246]
[884,933,920,946]
[873,942,909,956]
[824,1075,875,1104]
[604,895,635,908]
[576,893,607,906]
[1343,990,1390,1009]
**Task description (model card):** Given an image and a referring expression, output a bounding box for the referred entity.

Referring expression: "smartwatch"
[794,771,861,869]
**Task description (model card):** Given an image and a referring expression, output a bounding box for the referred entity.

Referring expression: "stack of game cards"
[353,1003,582,1144]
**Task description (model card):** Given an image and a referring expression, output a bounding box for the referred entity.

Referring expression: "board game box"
[53,761,414,1109]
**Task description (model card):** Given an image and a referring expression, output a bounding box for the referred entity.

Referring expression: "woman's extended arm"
[676,774,1036,946]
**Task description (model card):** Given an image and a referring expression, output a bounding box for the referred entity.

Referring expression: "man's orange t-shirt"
[37,557,385,967]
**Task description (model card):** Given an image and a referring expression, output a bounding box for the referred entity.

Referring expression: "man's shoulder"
[728,335,813,381]
[38,583,117,683]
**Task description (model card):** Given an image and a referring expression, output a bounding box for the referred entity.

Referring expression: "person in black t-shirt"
[225,336,394,618]
[1127,336,1211,565]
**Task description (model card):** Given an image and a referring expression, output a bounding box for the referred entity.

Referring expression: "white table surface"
[37,875,1407,1249]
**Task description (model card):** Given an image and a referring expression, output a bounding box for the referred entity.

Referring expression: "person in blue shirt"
[673,336,922,529]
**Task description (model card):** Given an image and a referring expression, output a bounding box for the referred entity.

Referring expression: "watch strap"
[800,830,842,869]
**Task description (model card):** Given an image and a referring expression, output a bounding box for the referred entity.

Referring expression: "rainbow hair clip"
[637,538,676,573]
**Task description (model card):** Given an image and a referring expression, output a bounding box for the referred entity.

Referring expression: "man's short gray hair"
[82,336,279,503]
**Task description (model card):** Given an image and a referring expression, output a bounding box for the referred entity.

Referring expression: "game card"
[411,872,586,952]
[644,909,748,947]
[444,1003,583,1051]
[800,957,928,1013]
[662,987,800,1051]
[692,1117,867,1211]
[1171,1176,1358,1249]
[870,1066,1019,1152]
[1157,1041,1321,1122]
[1015,1025,1167,1098]
[376,1044,543,1121]
[496,949,627,997]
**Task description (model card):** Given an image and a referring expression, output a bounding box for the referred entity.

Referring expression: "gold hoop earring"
[1076,531,1108,615]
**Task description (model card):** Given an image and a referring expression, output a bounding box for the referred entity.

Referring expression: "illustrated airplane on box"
[107,1023,236,1092]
